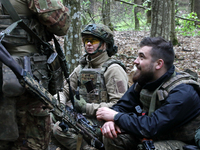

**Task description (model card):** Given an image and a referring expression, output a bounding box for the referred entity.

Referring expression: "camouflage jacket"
[0,0,70,56]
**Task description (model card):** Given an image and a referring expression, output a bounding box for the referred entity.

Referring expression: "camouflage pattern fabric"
[81,24,114,44]
[81,24,117,57]
[102,134,139,150]
[14,98,51,150]
[0,94,52,150]
[52,120,100,150]
[103,134,187,150]
[195,127,200,148]
[27,0,71,36]
[153,140,186,150]
[0,97,19,141]
[79,67,108,103]
[52,52,128,149]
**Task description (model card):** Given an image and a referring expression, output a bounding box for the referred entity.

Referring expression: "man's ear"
[155,59,164,70]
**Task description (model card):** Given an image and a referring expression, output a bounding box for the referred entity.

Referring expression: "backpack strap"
[149,71,200,116]
[99,58,126,101]
[101,58,126,74]
[0,0,53,55]
[148,71,176,116]
[157,71,200,101]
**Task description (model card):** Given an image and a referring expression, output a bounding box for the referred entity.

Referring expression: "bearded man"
[96,37,200,150]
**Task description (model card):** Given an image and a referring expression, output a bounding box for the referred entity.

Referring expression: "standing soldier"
[0,0,70,149]
[52,24,129,150]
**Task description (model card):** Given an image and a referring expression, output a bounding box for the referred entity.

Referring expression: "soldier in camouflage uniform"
[0,0,70,149]
[96,37,200,150]
[52,24,129,150]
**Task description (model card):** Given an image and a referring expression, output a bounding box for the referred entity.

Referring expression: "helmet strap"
[85,41,105,55]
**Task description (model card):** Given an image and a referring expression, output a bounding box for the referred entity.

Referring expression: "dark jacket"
[112,66,200,139]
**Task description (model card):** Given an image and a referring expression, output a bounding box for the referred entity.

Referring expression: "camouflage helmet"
[81,24,118,57]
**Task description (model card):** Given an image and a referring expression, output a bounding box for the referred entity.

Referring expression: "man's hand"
[96,107,118,121]
[74,96,87,113]
[101,121,121,139]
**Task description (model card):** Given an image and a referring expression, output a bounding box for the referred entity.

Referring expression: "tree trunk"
[194,0,200,19]
[146,1,151,24]
[89,0,94,16]
[64,0,82,73]
[170,0,178,45]
[151,0,171,40]
[134,0,140,30]
[190,0,194,12]
[102,0,113,29]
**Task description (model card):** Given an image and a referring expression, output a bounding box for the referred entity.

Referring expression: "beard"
[132,64,154,86]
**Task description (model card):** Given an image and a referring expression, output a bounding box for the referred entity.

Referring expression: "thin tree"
[151,0,171,41]
[102,0,113,30]
[194,0,200,19]
[134,0,140,30]
[63,0,82,73]
[170,0,178,45]
[146,1,151,24]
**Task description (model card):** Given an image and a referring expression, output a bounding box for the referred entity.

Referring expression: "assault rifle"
[0,42,104,150]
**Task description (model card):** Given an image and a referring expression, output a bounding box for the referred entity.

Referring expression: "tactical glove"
[74,95,87,113]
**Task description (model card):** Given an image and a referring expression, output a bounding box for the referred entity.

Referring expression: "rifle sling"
[1,0,68,78]
[0,0,51,50]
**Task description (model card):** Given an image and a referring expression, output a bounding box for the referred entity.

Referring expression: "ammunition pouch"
[0,58,24,141]
[0,53,50,141]
[79,68,108,103]
[30,53,49,90]
[47,52,64,95]
[2,52,63,96]
[2,63,25,97]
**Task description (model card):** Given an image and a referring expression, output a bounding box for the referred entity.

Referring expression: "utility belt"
[0,15,51,46]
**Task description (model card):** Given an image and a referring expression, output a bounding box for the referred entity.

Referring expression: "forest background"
[57,0,200,86]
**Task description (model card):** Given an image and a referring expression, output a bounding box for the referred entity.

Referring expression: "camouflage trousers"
[0,96,52,150]
[52,117,103,150]
[103,134,187,150]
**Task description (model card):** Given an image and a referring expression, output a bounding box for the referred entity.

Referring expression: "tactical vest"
[140,71,200,141]
[0,15,50,46]
[79,58,126,103]
[140,71,200,113]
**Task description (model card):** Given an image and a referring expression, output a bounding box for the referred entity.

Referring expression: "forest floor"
[49,30,200,149]
[58,30,200,86]
[112,30,200,85]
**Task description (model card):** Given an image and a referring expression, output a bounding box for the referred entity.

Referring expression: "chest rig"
[78,58,126,103]
[140,71,200,142]
[0,3,50,47]
[140,71,200,116]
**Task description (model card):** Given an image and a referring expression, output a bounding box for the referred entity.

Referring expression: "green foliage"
[114,15,150,31]
[176,12,200,36]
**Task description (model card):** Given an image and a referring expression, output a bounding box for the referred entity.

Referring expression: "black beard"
[137,71,154,86]
[132,66,154,86]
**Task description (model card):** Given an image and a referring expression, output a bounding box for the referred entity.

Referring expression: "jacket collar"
[143,65,175,91]
[86,52,110,68]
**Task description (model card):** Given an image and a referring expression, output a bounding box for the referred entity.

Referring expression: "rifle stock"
[0,42,104,150]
